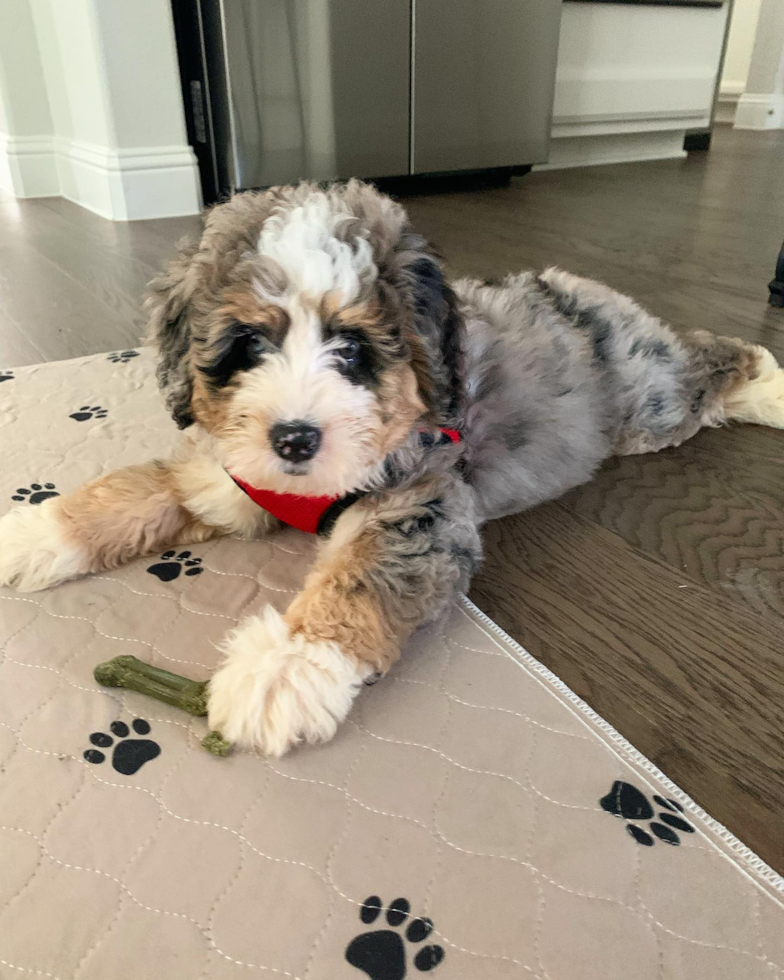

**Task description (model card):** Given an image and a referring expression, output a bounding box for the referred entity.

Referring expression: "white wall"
[92,0,191,151]
[0,1,53,136]
[0,0,58,195]
[30,0,114,147]
[735,0,784,128]
[722,0,763,97]
[543,2,729,169]
[0,0,200,219]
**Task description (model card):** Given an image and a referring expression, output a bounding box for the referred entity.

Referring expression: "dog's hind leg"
[690,332,784,429]
[534,268,784,455]
[614,331,784,456]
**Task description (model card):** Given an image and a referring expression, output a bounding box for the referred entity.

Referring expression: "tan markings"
[327,300,386,335]
[687,330,763,396]
[190,369,234,434]
[404,329,436,419]
[618,335,784,455]
[286,476,452,671]
[722,345,784,428]
[219,286,290,343]
[321,285,403,347]
[315,291,344,322]
[685,331,784,428]
[322,288,428,456]
[190,283,293,433]
[285,530,398,672]
[376,363,426,454]
[57,461,219,572]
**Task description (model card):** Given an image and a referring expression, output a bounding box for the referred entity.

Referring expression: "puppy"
[2,180,783,755]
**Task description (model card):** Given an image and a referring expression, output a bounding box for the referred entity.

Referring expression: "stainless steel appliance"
[172,0,563,202]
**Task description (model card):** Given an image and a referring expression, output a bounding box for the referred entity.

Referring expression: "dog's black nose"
[270,422,322,463]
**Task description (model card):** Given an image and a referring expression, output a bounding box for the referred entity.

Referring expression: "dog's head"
[146,181,463,496]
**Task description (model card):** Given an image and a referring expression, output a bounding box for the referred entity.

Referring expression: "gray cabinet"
[174,0,563,199]
[413,0,562,174]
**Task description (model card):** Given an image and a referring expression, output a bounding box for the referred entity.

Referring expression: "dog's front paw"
[0,500,87,592]
[208,606,370,756]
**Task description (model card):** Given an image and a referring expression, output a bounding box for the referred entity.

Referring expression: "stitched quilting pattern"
[1,350,782,980]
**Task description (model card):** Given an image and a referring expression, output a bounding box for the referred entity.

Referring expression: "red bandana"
[230,428,461,535]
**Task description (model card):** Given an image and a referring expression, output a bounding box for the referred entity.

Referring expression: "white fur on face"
[257,194,377,306]
[218,193,395,495]
[208,605,371,755]
[219,321,386,496]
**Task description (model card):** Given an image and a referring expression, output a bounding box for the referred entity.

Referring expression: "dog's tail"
[687,331,784,429]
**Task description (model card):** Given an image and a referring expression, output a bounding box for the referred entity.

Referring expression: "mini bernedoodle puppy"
[2,181,783,755]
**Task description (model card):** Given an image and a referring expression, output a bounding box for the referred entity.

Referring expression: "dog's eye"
[245,332,267,358]
[330,330,377,387]
[336,336,362,365]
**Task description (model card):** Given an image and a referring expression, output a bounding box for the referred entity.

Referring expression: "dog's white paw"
[208,606,370,756]
[0,500,86,592]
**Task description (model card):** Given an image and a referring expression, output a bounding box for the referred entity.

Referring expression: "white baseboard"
[0,133,202,220]
[536,130,688,172]
[56,138,202,220]
[0,134,59,198]
[715,82,743,126]
[734,93,784,131]
[714,102,738,126]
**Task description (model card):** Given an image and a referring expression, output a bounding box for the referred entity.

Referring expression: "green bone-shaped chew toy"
[93,655,232,756]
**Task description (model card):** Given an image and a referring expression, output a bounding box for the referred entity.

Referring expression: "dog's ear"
[397,239,464,423]
[145,239,200,429]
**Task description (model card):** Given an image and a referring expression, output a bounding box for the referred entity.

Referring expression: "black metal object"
[770,240,784,308]
[170,0,218,205]
[170,0,235,206]
[684,131,712,152]
[374,165,531,198]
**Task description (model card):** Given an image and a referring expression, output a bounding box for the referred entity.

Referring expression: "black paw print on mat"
[147,550,203,582]
[0,369,13,383]
[108,350,140,364]
[346,897,445,979]
[12,483,59,505]
[70,405,108,422]
[83,719,160,775]
[600,780,695,846]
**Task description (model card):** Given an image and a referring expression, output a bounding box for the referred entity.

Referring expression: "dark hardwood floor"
[1,126,783,870]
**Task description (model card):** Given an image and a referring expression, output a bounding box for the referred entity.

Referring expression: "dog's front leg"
[208,476,482,756]
[0,445,274,592]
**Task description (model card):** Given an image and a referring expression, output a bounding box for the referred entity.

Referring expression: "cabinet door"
[220,0,410,188]
[413,0,562,174]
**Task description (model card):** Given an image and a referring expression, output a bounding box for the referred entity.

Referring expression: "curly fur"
[2,178,782,755]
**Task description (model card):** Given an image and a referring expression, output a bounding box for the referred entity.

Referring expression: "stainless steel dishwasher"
[172,0,563,202]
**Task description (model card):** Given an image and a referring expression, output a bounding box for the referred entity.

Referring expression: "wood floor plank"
[0,306,46,368]
[0,243,139,362]
[37,197,203,271]
[0,199,156,339]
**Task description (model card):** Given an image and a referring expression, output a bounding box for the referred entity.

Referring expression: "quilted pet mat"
[1,349,783,980]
